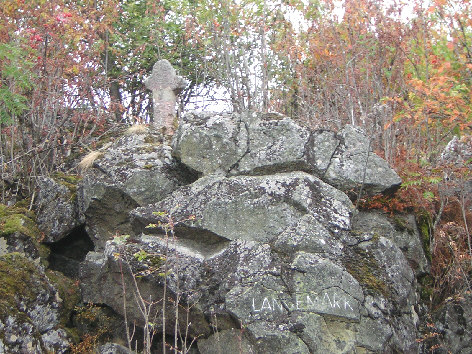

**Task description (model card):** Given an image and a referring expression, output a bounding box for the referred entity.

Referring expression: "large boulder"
[172,112,401,195]
[131,172,353,246]
[172,112,249,175]
[79,235,212,340]
[35,174,82,243]
[77,127,196,250]
[318,125,402,194]
[80,171,420,353]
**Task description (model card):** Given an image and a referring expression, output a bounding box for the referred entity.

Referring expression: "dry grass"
[125,124,149,135]
[78,151,103,171]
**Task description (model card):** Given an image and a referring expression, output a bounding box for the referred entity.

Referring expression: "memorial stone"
[144,59,187,134]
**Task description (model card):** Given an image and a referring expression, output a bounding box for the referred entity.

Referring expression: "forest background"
[1,0,471,311]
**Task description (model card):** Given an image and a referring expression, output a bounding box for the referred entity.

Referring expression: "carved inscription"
[251,292,354,314]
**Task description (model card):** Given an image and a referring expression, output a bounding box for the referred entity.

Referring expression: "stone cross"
[144,59,187,134]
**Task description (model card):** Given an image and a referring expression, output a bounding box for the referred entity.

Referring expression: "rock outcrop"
[76,127,196,250]
[172,112,402,194]
[0,204,72,353]
[31,111,439,353]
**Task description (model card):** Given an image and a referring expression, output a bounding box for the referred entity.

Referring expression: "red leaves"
[55,12,72,24]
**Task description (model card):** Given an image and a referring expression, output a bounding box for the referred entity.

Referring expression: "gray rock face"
[29,110,426,353]
[231,114,311,175]
[131,172,353,245]
[172,112,249,175]
[80,168,420,353]
[429,293,472,353]
[352,211,430,276]
[172,112,401,195]
[77,129,195,249]
[321,125,402,194]
[80,237,211,339]
[0,254,71,353]
[35,176,80,243]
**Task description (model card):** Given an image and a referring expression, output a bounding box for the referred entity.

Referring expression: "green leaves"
[0,42,35,124]
[133,249,149,262]
[112,234,130,245]
[423,191,435,201]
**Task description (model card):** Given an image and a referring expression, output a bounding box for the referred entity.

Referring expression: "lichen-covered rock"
[352,211,430,276]
[0,253,70,353]
[320,125,402,194]
[79,235,211,339]
[5,109,427,352]
[422,293,472,353]
[173,112,311,177]
[230,113,311,175]
[172,112,249,175]
[78,169,420,352]
[172,112,401,195]
[130,172,353,255]
[77,128,196,249]
[0,204,42,261]
[35,174,82,243]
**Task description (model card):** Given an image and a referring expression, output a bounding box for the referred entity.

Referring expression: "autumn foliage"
[1,0,471,313]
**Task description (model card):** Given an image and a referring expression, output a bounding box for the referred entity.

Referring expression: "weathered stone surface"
[172,112,248,175]
[172,112,401,194]
[77,128,195,249]
[231,113,311,175]
[273,214,344,259]
[0,253,71,353]
[131,172,353,246]
[73,169,420,352]
[145,59,187,132]
[35,176,81,243]
[320,125,402,194]
[79,235,211,338]
[22,110,424,352]
[352,211,430,276]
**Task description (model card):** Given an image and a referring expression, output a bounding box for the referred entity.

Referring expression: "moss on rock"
[0,253,48,319]
[343,244,389,298]
[51,172,82,200]
[0,203,40,240]
[46,270,81,327]
[417,212,432,262]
